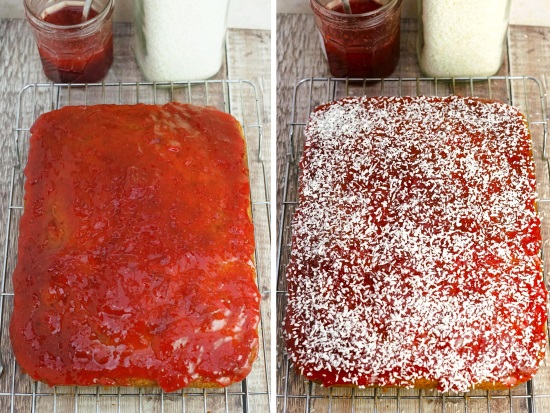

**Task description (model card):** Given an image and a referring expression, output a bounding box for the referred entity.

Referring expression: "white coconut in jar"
[134,0,229,81]
[417,0,511,77]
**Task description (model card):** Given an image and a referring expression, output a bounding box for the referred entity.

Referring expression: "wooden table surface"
[0,19,271,413]
[276,14,550,413]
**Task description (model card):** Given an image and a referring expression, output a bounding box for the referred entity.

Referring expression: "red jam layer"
[11,103,260,392]
[285,96,547,392]
[330,0,383,14]
[43,5,99,25]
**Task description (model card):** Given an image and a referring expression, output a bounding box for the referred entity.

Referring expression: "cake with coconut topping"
[285,95,547,392]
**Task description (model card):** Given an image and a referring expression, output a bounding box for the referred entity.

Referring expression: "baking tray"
[2,80,271,413]
[277,76,550,413]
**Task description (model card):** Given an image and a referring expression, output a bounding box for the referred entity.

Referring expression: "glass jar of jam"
[24,0,114,83]
[417,0,511,77]
[310,0,402,78]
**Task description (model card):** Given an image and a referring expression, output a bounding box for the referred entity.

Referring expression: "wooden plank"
[226,28,272,413]
[508,24,550,413]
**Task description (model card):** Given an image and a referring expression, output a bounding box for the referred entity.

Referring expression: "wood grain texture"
[508,25,550,413]
[0,19,271,413]
[276,13,550,413]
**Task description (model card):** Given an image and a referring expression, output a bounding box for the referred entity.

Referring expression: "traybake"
[10,102,260,392]
[284,95,548,392]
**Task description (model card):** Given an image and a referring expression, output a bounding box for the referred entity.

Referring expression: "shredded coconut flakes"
[285,95,548,393]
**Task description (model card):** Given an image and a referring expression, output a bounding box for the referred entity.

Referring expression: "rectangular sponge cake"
[10,102,260,392]
[285,95,547,392]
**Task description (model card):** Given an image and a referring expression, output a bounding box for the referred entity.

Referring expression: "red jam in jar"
[43,5,100,25]
[24,0,114,83]
[310,0,402,78]
[331,0,383,14]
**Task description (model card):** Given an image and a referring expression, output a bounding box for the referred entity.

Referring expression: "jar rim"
[24,0,114,31]
[311,0,402,18]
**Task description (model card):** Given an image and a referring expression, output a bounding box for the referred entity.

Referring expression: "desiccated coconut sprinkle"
[284,95,548,393]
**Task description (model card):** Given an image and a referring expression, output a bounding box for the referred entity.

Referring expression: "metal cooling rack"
[277,76,550,413]
[2,80,271,413]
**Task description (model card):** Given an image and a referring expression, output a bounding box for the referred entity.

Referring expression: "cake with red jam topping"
[10,102,260,391]
[285,95,547,392]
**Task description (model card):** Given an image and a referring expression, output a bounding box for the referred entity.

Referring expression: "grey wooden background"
[0,20,271,413]
[276,14,550,413]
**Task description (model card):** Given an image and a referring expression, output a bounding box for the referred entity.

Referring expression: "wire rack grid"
[1,80,271,413]
[277,76,550,413]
